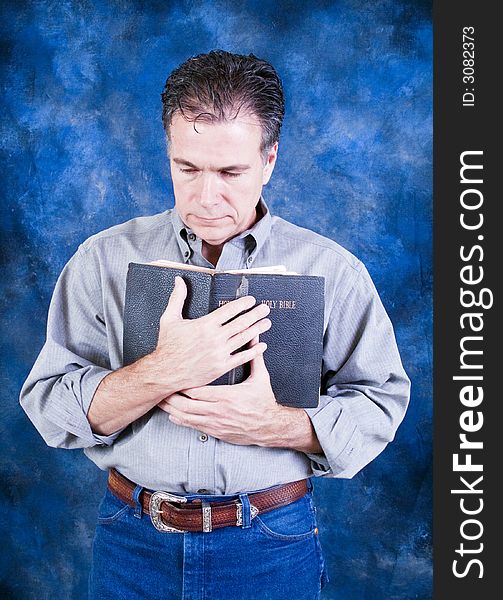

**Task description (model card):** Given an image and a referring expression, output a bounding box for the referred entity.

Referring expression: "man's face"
[169,112,278,248]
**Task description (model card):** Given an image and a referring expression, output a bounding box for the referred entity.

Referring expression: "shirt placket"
[186,429,217,494]
[183,236,254,493]
[177,223,261,492]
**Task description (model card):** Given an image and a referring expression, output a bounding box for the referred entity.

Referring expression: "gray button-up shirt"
[20,198,410,494]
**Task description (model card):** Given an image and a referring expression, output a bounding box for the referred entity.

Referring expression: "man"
[20,50,410,599]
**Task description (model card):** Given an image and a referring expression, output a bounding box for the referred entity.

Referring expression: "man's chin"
[191,225,234,246]
[200,234,231,247]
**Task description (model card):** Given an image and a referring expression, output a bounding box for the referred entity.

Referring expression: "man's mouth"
[192,215,230,224]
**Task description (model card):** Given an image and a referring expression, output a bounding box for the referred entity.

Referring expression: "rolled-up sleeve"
[19,246,119,449]
[304,264,411,478]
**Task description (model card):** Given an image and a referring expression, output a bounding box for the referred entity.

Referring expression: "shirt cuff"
[44,366,122,447]
[303,450,332,476]
[82,368,126,445]
[304,395,364,477]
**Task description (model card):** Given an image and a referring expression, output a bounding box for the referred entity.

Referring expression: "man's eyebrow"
[172,158,251,171]
[172,158,199,168]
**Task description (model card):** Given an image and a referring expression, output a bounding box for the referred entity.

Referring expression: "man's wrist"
[135,350,181,400]
[263,406,323,454]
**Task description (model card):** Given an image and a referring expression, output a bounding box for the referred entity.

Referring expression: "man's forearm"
[87,352,176,436]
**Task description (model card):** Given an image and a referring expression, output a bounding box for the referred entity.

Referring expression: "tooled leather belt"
[108,468,309,533]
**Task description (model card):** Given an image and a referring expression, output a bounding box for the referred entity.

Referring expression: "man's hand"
[148,276,272,392]
[88,277,271,436]
[158,343,323,454]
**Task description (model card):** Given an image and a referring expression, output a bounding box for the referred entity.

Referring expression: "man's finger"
[227,318,271,353]
[222,303,270,338]
[249,335,269,377]
[228,341,267,371]
[249,335,260,347]
[165,393,215,415]
[250,343,269,378]
[207,295,257,325]
[167,406,208,430]
[161,276,187,322]
[158,393,185,410]
[183,386,225,401]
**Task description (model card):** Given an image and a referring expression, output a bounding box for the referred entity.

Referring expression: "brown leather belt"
[108,468,308,533]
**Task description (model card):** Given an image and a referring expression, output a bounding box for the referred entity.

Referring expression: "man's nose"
[198,174,220,207]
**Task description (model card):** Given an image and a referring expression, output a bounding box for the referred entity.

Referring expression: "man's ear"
[262,142,279,185]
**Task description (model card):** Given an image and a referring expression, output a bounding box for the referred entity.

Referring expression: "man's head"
[161,50,285,158]
[161,51,285,252]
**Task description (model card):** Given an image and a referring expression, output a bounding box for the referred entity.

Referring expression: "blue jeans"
[89,480,329,599]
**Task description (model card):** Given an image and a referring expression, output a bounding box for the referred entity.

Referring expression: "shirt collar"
[171,196,272,261]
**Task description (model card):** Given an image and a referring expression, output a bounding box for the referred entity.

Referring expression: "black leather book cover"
[123,262,324,408]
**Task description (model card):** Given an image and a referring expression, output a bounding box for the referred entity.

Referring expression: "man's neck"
[201,203,263,267]
[202,241,223,266]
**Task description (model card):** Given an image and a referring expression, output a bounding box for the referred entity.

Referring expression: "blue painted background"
[0,1,432,598]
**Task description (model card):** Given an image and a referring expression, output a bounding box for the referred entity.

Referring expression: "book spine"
[208,274,250,385]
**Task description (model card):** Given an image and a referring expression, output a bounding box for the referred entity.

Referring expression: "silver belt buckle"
[149,491,188,533]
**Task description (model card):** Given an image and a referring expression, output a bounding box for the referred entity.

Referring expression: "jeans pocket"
[254,494,317,542]
[96,488,131,525]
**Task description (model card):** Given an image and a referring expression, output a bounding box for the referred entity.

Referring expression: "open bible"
[122,260,324,408]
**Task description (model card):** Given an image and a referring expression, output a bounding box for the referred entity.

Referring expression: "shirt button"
[199,433,208,443]
[197,488,210,494]
[184,250,190,258]
[188,233,196,241]
[247,256,253,264]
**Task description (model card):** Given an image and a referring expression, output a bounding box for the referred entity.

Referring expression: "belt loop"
[307,477,314,493]
[201,500,212,533]
[238,493,252,529]
[132,484,143,519]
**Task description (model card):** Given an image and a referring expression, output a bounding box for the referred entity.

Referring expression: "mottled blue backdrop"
[1,1,432,598]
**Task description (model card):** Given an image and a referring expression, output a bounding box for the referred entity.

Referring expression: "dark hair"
[161,50,285,155]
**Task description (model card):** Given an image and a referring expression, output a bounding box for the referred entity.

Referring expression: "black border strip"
[434,2,497,597]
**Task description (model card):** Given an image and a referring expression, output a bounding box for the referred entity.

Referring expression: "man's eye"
[180,168,197,174]
[221,171,241,178]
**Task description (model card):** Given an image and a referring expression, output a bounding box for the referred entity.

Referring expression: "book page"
[147,259,298,275]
